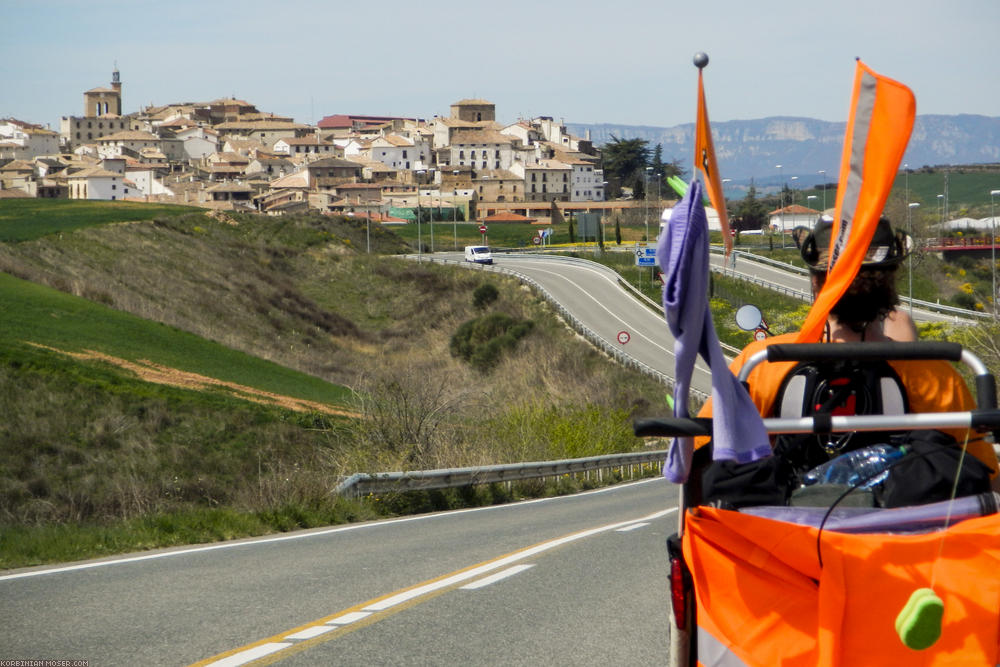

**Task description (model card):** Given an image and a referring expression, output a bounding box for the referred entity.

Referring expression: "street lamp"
[644,166,653,243]
[990,189,1000,317]
[907,202,920,316]
[807,194,818,221]
[452,170,461,250]
[415,169,425,261]
[818,170,827,211]
[775,164,784,247]
[937,194,944,226]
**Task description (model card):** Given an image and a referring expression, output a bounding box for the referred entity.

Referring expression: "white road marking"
[460,564,535,590]
[615,522,650,532]
[362,508,675,613]
[205,642,290,666]
[193,506,679,664]
[0,479,665,582]
[326,611,371,625]
[284,625,334,640]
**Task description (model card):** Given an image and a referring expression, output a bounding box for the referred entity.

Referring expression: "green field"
[0,271,353,407]
[0,199,199,242]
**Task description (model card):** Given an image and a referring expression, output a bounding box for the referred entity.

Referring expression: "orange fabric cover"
[694,68,731,257]
[684,506,1000,666]
[797,61,916,343]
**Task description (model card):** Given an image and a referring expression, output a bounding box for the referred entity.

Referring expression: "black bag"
[702,455,792,509]
[773,358,910,476]
[775,358,908,420]
[880,430,993,508]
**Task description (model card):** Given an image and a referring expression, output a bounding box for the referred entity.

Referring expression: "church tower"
[84,65,122,116]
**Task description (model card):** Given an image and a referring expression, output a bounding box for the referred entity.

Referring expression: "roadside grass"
[0,207,670,569]
[0,502,377,569]
[0,466,664,570]
[0,200,197,242]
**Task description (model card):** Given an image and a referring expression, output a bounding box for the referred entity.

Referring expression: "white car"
[464,245,493,265]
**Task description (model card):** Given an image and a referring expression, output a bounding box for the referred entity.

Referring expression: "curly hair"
[812,267,900,333]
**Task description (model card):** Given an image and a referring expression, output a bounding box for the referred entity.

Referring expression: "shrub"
[472,283,499,309]
[450,313,534,372]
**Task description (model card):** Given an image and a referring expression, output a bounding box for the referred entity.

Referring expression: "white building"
[366,134,429,170]
[96,130,163,159]
[510,159,572,202]
[768,204,823,233]
[272,136,338,157]
[126,165,173,197]
[0,119,60,159]
[443,129,514,171]
[173,125,219,160]
[563,157,604,202]
[67,166,130,200]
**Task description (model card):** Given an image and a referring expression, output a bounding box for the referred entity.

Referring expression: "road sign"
[754,328,768,341]
[635,247,657,267]
[617,330,631,345]
[479,225,487,234]
[532,236,541,245]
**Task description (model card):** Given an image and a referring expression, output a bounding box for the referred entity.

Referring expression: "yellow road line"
[190,507,676,666]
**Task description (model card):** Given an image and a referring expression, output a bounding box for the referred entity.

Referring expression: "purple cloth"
[741,493,998,533]
[656,180,771,483]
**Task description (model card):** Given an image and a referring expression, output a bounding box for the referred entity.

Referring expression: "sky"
[3,0,998,132]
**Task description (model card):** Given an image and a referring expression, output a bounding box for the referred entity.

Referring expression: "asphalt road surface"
[2,479,680,666]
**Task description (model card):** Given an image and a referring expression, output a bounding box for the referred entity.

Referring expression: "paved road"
[434,251,715,397]
[2,479,679,666]
[709,251,972,325]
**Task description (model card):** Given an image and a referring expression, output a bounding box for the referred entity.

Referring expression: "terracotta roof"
[303,157,361,169]
[450,129,512,145]
[483,211,535,223]
[526,159,571,171]
[97,130,160,142]
[277,136,333,146]
[374,134,414,147]
[0,160,34,172]
[270,172,310,189]
[769,204,822,215]
[215,120,311,130]
[206,182,253,193]
[68,167,121,179]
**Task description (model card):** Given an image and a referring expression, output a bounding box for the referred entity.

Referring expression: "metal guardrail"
[712,247,990,321]
[711,265,813,302]
[335,450,667,496]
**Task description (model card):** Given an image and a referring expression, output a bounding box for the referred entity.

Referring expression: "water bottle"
[802,444,905,488]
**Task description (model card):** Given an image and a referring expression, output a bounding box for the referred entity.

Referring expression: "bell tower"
[83,65,122,116]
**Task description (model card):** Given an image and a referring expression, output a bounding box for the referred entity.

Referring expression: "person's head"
[793,216,911,333]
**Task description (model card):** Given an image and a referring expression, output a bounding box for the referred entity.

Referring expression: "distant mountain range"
[567,115,1000,188]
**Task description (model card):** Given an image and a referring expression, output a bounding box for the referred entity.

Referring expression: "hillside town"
[0,67,645,225]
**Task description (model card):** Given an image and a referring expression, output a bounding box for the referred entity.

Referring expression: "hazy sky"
[3,0,998,131]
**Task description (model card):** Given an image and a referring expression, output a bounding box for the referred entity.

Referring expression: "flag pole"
[692,51,733,257]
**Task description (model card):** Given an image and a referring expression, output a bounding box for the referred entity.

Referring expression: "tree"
[733,181,769,231]
[600,136,651,198]
[614,217,622,245]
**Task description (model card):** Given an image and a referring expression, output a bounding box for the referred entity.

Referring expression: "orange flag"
[796,60,916,342]
[694,68,732,256]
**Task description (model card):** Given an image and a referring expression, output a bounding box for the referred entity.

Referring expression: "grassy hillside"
[0,201,667,568]
[0,199,198,241]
